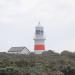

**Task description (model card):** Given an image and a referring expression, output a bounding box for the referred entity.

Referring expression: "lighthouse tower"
[34,22,45,54]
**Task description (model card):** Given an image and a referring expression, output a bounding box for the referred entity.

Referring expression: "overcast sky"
[0,0,75,52]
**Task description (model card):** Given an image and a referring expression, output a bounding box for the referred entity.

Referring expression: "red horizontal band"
[34,45,45,50]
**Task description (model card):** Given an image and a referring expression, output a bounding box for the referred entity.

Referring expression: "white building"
[8,47,30,55]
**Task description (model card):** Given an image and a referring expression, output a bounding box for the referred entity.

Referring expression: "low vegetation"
[0,50,75,75]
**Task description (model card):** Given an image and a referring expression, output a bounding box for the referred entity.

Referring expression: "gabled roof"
[8,47,30,52]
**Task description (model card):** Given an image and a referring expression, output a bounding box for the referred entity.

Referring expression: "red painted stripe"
[34,45,45,50]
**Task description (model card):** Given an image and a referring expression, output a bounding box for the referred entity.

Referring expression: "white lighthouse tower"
[34,22,45,54]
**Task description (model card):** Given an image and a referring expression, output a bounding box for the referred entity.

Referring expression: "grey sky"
[0,0,75,52]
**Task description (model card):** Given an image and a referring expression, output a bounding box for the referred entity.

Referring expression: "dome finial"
[38,21,41,26]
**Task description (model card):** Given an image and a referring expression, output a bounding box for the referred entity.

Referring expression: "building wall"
[8,52,20,54]
[34,39,45,45]
[21,48,30,55]
[35,50,44,54]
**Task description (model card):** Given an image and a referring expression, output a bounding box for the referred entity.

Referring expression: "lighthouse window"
[36,30,43,35]
[41,30,43,33]
[36,30,40,34]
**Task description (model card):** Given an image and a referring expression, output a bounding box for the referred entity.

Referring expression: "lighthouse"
[34,22,45,54]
